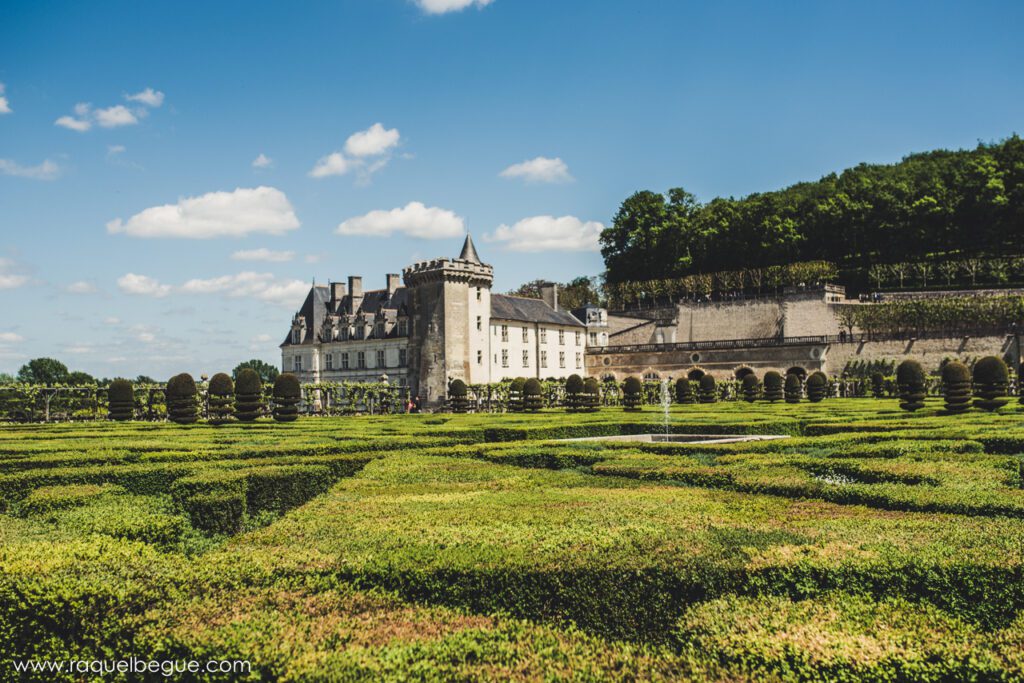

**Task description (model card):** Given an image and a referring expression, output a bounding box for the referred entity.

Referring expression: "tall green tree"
[16,358,70,385]
[233,359,279,384]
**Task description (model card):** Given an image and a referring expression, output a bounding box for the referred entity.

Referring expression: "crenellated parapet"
[403,257,493,287]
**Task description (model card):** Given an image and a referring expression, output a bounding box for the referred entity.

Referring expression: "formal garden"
[1,356,1024,680]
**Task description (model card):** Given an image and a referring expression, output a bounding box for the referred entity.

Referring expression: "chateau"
[281,236,609,406]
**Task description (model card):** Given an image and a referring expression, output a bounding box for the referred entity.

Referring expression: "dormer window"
[292,329,301,344]
[374,323,384,338]
[398,320,409,336]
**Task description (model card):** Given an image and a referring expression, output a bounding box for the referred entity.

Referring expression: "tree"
[17,358,69,385]
[0,372,13,384]
[67,371,96,386]
[233,359,279,384]
[135,375,157,385]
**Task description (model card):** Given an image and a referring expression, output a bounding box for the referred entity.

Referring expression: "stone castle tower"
[402,235,493,406]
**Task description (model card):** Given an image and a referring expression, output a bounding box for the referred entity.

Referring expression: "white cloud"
[0,258,28,289]
[345,123,401,157]
[108,145,126,156]
[125,88,165,107]
[55,113,92,132]
[117,273,171,297]
[0,83,10,114]
[180,272,308,306]
[309,152,352,178]
[487,215,603,252]
[94,104,139,128]
[337,202,464,239]
[0,158,60,181]
[252,153,272,169]
[66,281,97,294]
[0,332,23,343]
[500,156,573,183]
[231,248,295,263]
[415,0,494,15]
[107,186,300,239]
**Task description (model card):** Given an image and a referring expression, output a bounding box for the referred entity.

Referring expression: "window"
[398,320,408,336]
[374,323,384,338]
[501,325,508,342]
[501,349,509,368]
[476,316,482,331]
[540,350,547,368]
[399,349,407,367]
[575,331,581,346]
[294,356,302,371]
[341,353,350,369]
[357,351,366,369]
[292,329,301,344]
[340,327,349,341]
[476,287,482,301]
[559,351,565,368]
[325,353,333,370]
[575,352,582,369]
[522,326,528,342]
[589,332,597,345]
[522,350,529,367]
[559,330,565,345]
[355,326,364,340]
[540,329,547,343]
[477,350,482,365]
[376,349,386,367]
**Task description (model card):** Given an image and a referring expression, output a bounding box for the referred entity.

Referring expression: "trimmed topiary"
[698,374,717,404]
[523,378,543,412]
[973,355,1009,412]
[870,372,886,399]
[896,359,926,412]
[166,373,198,425]
[582,377,600,412]
[741,373,760,402]
[762,371,783,402]
[107,378,134,421]
[675,377,695,405]
[564,374,584,412]
[208,372,235,425]
[941,361,972,414]
[272,373,302,422]
[448,379,470,413]
[234,368,264,422]
[508,377,526,413]
[622,376,643,411]
[784,373,802,404]
[806,371,828,403]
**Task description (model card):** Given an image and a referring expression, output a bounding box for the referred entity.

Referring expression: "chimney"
[386,273,401,295]
[330,281,347,305]
[347,276,363,314]
[539,282,559,311]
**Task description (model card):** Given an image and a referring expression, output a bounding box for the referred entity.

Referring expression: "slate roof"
[283,285,410,346]
[491,294,585,327]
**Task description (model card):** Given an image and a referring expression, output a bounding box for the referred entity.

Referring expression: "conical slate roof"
[459,234,481,264]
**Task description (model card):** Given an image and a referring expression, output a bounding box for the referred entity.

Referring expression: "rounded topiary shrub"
[523,378,543,412]
[674,377,695,405]
[564,374,584,412]
[741,373,760,402]
[973,355,1009,412]
[448,379,470,413]
[762,371,783,402]
[622,376,643,411]
[272,373,302,422]
[166,373,199,425]
[896,359,926,412]
[508,377,526,413]
[870,372,886,399]
[582,377,600,412]
[234,368,264,422]
[208,372,235,424]
[806,371,828,403]
[698,374,717,404]
[784,373,802,404]
[941,360,972,414]
[107,378,134,421]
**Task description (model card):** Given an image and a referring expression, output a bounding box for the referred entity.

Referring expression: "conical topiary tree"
[107,378,134,421]
[564,374,584,412]
[870,372,886,399]
[523,378,543,412]
[508,377,526,413]
[699,374,717,404]
[896,359,926,412]
[675,377,695,404]
[973,355,1009,412]
[166,373,198,425]
[234,368,264,422]
[741,373,760,402]
[762,371,783,402]
[272,373,301,422]
[622,376,643,411]
[208,372,235,424]
[784,373,802,404]
[941,360,972,414]
[806,371,828,403]
[448,379,470,413]
[582,376,600,412]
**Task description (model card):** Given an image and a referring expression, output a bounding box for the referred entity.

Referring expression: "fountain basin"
[558,434,789,445]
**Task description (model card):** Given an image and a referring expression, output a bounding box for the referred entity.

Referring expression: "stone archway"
[786,366,807,379]
[687,367,706,381]
[734,366,755,380]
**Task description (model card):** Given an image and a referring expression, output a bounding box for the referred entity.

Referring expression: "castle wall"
[489,321,586,380]
[676,299,783,342]
[825,335,1012,374]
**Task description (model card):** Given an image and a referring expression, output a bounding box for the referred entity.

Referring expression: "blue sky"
[1,0,1022,379]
